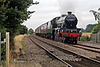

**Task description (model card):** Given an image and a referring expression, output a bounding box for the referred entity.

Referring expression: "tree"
[81,28,85,33]
[85,24,96,32]
[28,28,34,34]
[0,0,8,26]
[0,0,8,40]
[19,25,28,34]
[90,8,100,21]
[0,0,39,48]
[3,0,34,32]
[90,8,100,33]
[92,22,100,33]
[6,0,35,47]
[0,0,39,61]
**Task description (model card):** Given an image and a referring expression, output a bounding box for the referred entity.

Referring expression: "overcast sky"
[23,0,100,30]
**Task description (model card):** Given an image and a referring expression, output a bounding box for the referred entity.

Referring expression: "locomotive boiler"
[35,12,82,44]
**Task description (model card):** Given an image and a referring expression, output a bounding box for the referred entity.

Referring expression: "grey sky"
[23,0,100,30]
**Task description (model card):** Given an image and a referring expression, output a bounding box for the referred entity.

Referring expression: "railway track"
[77,43,100,49]
[63,43,100,61]
[29,35,72,67]
[34,35,100,61]
[78,41,100,49]
[64,44,100,61]
[30,34,100,67]
[71,44,100,54]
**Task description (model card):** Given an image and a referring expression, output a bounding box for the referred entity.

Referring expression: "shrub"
[80,35,90,41]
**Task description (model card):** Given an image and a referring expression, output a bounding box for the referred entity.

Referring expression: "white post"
[6,32,9,67]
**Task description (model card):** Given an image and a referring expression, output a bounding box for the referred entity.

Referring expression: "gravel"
[34,35,100,60]
[14,36,67,67]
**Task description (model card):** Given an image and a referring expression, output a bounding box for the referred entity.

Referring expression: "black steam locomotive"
[35,12,82,44]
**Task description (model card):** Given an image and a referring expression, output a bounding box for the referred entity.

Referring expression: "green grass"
[85,54,92,57]
[1,61,6,67]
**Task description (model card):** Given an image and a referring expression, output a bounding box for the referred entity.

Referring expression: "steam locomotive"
[35,12,82,44]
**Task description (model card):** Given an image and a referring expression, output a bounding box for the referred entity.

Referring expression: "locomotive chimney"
[67,11,72,15]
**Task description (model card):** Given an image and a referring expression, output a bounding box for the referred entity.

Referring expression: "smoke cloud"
[57,0,77,14]
[57,0,82,28]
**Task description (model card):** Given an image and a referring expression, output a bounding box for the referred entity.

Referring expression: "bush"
[80,35,90,41]
[28,28,34,34]
[0,27,6,60]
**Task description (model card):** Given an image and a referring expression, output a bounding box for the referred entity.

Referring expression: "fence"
[91,34,100,43]
[0,32,9,67]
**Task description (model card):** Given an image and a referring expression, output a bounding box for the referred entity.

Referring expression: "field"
[82,33,92,37]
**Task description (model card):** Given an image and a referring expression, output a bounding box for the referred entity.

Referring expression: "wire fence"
[0,33,6,66]
[0,32,9,66]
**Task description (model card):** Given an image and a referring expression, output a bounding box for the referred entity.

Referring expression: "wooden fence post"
[6,32,9,67]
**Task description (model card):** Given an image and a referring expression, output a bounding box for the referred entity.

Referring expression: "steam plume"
[57,0,77,14]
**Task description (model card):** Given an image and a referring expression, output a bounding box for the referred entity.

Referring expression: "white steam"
[57,0,82,28]
[57,0,77,14]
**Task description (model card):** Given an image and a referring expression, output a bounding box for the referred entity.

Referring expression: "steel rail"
[32,35,100,65]
[29,36,73,67]
[77,43,100,49]
[71,44,100,54]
